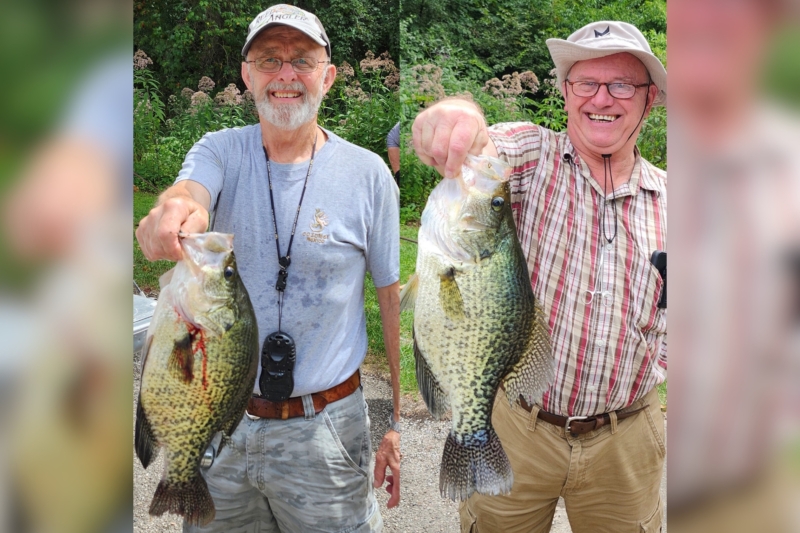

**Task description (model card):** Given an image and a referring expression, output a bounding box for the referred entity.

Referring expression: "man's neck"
[572,145,637,196]
[260,119,324,163]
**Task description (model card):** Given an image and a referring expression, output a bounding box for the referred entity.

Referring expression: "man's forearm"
[387,147,401,174]
[157,180,212,211]
[376,282,401,420]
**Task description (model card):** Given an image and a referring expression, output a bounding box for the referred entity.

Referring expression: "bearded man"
[136,5,401,532]
[412,21,666,533]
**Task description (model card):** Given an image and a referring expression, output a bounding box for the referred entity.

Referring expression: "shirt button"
[588,385,597,392]
[606,243,614,250]
[597,340,606,347]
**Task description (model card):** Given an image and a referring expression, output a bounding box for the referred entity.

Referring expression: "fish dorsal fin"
[439,267,465,320]
[502,298,554,406]
[399,273,419,312]
[413,331,449,420]
[168,332,195,383]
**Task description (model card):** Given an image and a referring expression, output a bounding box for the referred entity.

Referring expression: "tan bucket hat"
[546,21,666,106]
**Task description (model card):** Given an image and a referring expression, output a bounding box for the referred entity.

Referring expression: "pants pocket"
[640,497,664,532]
[459,501,479,533]
[323,410,368,477]
[644,405,666,459]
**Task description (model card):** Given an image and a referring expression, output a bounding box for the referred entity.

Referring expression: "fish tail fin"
[149,474,215,526]
[439,428,513,501]
[399,274,419,312]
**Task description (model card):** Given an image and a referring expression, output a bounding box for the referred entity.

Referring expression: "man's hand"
[373,429,401,508]
[411,99,495,179]
[135,181,211,261]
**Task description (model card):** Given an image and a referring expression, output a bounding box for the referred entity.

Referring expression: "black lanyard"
[262,130,317,331]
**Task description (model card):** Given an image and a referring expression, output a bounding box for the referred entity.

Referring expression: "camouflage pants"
[184,387,383,533]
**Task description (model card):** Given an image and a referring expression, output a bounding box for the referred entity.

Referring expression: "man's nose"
[276,60,298,81]
[591,84,615,107]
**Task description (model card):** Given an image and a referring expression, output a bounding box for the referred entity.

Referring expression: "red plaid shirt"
[490,123,667,416]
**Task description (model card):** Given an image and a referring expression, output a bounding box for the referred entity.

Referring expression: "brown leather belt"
[246,371,361,420]
[516,394,647,436]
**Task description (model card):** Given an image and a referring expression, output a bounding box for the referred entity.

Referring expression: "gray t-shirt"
[386,122,400,149]
[176,125,399,396]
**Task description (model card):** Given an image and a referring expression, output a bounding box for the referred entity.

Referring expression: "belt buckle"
[565,415,587,435]
[246,407,260,420]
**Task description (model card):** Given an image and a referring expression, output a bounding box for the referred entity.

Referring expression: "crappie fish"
[135,232,258,525]
[401,155,554,501]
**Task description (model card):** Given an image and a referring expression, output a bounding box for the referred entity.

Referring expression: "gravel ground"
[134,368,665,532]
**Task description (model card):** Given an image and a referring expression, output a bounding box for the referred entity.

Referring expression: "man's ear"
[644,83,659,117]
[242,61,253,92]
[321,63,336,95]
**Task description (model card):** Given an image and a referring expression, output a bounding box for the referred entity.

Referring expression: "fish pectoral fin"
[158,267,175,290]
[399,273,419,312]
[414,333,449,420]
[135,397,158,468]
[503,298,554,406]
[168,333,195,383]
[439,267,465,320]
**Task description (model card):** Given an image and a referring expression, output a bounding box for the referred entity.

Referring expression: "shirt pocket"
[627,243,665,335]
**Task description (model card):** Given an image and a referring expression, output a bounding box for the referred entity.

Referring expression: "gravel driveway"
[134,369,665,532]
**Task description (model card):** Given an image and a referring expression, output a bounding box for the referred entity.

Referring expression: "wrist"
[388,412,402,433]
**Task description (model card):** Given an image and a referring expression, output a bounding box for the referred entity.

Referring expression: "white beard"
[253,72,326,131]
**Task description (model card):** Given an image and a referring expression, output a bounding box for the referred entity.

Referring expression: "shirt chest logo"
[303,208,330,244]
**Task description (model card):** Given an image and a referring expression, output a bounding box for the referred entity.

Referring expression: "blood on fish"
[187,324,209,390]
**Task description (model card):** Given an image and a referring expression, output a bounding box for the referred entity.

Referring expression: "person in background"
[386,121,400,184]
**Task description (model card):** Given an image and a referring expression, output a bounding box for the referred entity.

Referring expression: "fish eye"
[491,197,504,211]
[224,266,236,280]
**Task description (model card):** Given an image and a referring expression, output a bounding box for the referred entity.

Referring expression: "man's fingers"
[387,465,400,508]
[373,454,387,487]
[413,118,437,167]
[443,116,483,178]
[411,99,488,179]
[135,196,210,262]
[181,206,210,235]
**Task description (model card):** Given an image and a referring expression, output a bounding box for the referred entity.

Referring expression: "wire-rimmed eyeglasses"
[246,57,330,74]
[565,79,651,99]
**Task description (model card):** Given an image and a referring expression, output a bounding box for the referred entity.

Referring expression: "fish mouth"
[587,113,620,123]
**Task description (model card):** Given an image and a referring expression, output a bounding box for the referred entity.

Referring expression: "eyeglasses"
[246,57,329,74]
[565,80,651,99]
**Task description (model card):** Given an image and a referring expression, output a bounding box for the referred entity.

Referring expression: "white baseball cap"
[546,21,666,106]
[242,4,331,59]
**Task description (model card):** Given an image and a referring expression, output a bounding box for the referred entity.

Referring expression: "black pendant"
[259,331,296,401]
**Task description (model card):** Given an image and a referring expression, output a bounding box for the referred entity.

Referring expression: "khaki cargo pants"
[460,386,665,533]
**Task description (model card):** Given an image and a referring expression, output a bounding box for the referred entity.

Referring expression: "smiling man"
[136,4,400,532]
[412,21,666,533]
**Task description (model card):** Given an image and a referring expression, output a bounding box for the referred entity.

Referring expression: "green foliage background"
[134,0,399,95]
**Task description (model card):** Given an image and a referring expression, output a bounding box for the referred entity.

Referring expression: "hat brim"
[546,38,666,106]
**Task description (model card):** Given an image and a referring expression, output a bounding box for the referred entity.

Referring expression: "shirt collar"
[560,136,663,197]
